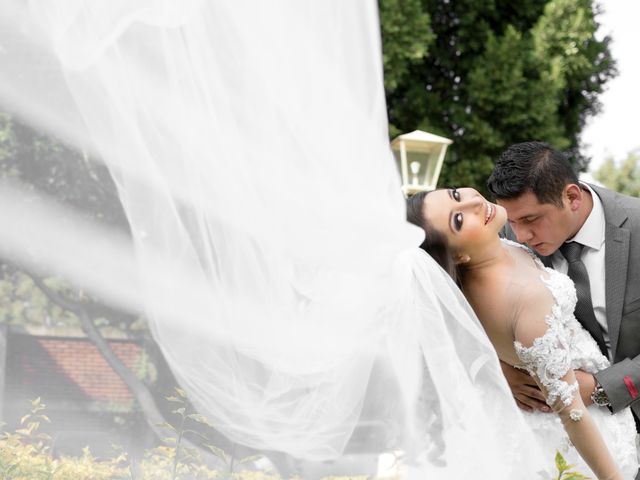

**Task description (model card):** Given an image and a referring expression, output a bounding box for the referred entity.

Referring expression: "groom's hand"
[500,360,550,413]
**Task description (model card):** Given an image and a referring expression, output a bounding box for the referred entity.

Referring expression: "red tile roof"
[6,333,142,407]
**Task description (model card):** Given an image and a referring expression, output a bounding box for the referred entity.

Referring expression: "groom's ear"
[564,183,583,211]
[455,253,471,265]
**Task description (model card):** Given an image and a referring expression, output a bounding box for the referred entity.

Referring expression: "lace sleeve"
[511,282,622,480]
[514,305,578,407]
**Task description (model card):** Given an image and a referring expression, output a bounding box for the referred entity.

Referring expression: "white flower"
[569,409,583,422]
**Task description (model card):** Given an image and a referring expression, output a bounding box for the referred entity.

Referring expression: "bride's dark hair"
[406,190,461,285]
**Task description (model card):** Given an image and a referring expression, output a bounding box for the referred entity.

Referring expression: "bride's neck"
[462,237,511,276]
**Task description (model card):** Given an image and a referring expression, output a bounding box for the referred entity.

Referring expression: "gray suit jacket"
[587,185,640,425]
[502,184,640,427]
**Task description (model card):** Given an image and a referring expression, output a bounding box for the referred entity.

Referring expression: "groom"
[487,141,640,434]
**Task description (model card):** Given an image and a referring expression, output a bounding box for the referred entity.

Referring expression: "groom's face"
[497,191,573,256]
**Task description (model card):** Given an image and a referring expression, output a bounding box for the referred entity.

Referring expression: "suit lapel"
[605,224,629,360]
[595,186,630,360]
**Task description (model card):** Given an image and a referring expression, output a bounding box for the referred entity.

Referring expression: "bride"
[407,187,639,479]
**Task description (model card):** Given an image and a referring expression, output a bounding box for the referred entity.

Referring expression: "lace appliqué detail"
[514,316,578,407]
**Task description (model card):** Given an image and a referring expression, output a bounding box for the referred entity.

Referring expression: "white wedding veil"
[0,0,547,477]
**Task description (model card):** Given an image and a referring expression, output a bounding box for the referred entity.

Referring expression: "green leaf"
[561,472,591,480]
[204,444,229,463]
[186,413,213,426]
[182,429,208,441]
[156,422,177,432]
[237,454,263,465]
[555,451,568,473]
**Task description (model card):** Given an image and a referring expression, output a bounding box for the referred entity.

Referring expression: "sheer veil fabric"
[0,0,548,477]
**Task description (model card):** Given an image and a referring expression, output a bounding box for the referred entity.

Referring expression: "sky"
[581,1,640,173]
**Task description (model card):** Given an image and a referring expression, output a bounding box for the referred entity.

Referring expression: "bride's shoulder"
[481,259,554,313]
[464,268,522,314]
[511,277,554,305]
[500,237,533,255]
[500,238,545,267]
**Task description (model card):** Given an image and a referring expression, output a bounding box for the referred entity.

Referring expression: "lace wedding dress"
[505,240,639,478]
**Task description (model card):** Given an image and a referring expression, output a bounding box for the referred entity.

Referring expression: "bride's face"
[423,187,507,253]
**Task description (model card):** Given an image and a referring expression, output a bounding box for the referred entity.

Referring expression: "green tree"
[0,112,130,332]
[594,149,640,197]
[0,113,184,450]
[532,0,616,172]
[379,0,434,137]
[0,112,127,230]
[380,0,616,192]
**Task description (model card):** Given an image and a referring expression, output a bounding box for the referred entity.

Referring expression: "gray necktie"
[559,241,608,356]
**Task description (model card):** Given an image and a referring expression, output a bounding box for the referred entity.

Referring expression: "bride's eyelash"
[452,188,461,201]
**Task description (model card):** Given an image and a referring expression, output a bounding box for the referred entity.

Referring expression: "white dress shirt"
[551,183,610,358]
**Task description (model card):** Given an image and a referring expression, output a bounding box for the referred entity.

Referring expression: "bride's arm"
[513,287,622,480]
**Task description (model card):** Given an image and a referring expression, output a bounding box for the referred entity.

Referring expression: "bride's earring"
[455,254,471,265]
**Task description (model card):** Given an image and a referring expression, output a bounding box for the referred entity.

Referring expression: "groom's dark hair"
[486,141,579,207]
[406,190,461,285]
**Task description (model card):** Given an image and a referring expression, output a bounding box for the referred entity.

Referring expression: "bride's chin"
[495,205,508,225]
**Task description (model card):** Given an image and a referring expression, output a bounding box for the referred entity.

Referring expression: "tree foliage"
[0,112,126,230]
[380,0,616,193]
[594,150,640,197]
[0,112,131,331]
[379,0,434,137]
